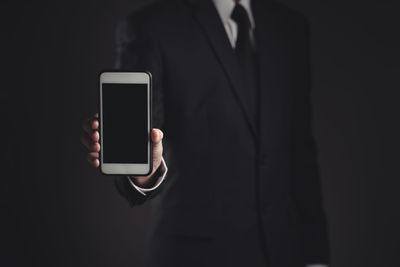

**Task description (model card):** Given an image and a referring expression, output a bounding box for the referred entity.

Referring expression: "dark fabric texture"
[113,0,330,266]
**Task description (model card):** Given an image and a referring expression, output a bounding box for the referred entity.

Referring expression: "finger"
[91,119,99,130]
[81,130,99,148]
[152,129,164,164]
[83,129,99,142]
[81,132,100,152]
[88,152,99,159]
[151,128,164,144]
[87,154,99,167]
[82,116,99,134]
[92,130,99,142]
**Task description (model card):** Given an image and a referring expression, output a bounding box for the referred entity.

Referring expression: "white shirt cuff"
[126,157,168,196]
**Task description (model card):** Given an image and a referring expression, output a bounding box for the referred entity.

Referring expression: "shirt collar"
[212,0,255,29]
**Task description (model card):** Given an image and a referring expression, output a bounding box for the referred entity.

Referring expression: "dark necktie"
[231,2,258,125]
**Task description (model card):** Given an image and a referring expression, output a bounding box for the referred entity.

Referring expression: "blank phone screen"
[102,83,148,163]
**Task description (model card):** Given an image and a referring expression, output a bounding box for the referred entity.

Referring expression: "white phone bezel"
[99,72,151,175]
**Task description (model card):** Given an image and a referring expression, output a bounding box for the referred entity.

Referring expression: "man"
[81,0,330,266]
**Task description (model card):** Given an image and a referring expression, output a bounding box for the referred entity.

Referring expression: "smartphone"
[99,72,152,175]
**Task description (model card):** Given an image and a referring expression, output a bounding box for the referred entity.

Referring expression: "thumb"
[151,128,164,144]
[151,128,164,165]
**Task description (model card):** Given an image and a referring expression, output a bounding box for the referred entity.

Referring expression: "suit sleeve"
[291,17,330,264]
[112,12,167,207]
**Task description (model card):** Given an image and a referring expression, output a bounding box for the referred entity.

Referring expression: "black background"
[102,83,148,164]
[1,0,399,266]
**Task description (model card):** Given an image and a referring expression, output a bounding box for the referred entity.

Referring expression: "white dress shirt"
[127,157,167,196]
[126,2,328,266]
[213,0,255,48]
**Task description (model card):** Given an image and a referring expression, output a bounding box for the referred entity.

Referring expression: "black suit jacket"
[113,0,329,266]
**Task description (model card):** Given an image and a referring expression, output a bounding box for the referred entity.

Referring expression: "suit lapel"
[187,0,257,139]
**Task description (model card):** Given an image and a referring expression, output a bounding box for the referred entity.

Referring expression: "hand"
[81,113,100,167]
[81,113,164,186]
